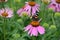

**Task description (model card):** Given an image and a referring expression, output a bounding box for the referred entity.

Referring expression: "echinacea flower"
[0,0,7,2]
[0,8,13,18]
[17,1,40,16]
[24,15,45,36]
[48,0,60,12]
[24,21,45,36]
[24,1,40,16]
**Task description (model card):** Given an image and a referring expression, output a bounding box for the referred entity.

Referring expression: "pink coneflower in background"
[17,1,40,16]
[0,8,13,18]
[24,15,45,36]
[48,0,60,12]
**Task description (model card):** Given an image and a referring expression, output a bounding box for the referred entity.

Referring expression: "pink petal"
[28,26,33,35]
[32,7,36,16]
[0,9,2,15]
[37,26,45,34]
[24,4,31,11]
[1,8,4,13]
[17,8,23,15]
[35,4,40,9]
[6,14,13,18]
[26,7,31,16]
[48,3,56,11]
[56,4,60,12]
[5,8,9,12]
[36,7,39,12]
[5,8,13,18]
[24,4,31,16]
[51,0,56,3]
[30,27,38,36]
[24,25,32,31]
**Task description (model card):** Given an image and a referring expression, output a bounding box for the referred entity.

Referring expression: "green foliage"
[0,0,60,40]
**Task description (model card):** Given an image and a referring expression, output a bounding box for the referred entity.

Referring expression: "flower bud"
[42,0,50,4]
[48,8,54,12]
[54,12,60,17]
[49,25,57,30]
[21,12,28,17]
[42,23,49,28]
[30,16,32,19]
[14,0,21,3]
[17,19,23,23]
[12,33,20,38]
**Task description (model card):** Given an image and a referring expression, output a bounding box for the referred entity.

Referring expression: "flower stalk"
[51,13,55,25]
[31,36,36,40]
[3,17,7,40]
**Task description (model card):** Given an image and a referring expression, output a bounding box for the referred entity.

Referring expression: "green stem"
[51,13,55,25]
[2,2,5,8]
[42,37,45,40]
[41,3,46,22]
[3,18,7,40]
[31,36,36,40]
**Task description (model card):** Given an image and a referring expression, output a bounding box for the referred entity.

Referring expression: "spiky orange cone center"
[56,0,60,4]
[28,1,36,6]
[31,21,39,27]
[2,12,8,17]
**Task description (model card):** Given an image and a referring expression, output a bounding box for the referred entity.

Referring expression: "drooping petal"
[48,3,56,11]
[31,4,40,16]
[24,25,32,31]
[36,4,40,7]
[36,7,39,12]
[30,27,38,36]
[26,6,31,16]
[37,26,45,34]
[32,7,36,15]
[56,4,60,12]
[17,8,23,15]
[23,4,31,16]
[34,4,40,12]
[24,4,31,11]
[24,2,40,16]
[28,26,33,35]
